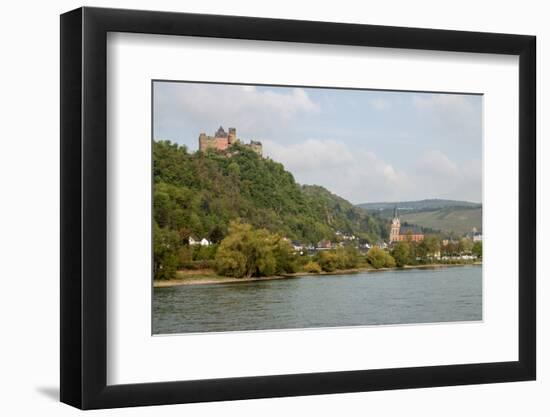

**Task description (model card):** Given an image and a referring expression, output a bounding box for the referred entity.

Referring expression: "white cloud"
[411,93,481,145]
[264,139,481,204]
[414,150,481,202]
[416,150,460,178]
[154,83,319,139]
[263,139,354,172]
[264,138,414,203]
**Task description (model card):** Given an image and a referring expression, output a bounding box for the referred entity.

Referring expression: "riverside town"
[154,126,482,286]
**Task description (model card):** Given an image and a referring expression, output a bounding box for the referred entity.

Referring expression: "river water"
[153,265,482,334]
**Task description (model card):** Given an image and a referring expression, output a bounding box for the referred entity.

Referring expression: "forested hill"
[153,140,387,245]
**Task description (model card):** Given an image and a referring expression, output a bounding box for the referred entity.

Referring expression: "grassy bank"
[153,262,481,288]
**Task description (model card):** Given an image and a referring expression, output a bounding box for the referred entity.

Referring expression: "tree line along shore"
[154,220,482,285]
[154,262,482,288]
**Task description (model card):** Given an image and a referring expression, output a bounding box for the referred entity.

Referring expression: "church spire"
[393,205,398,219]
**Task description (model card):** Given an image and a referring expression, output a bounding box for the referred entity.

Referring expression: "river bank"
[153,262,481,288]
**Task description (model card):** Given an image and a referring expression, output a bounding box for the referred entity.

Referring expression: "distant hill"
[358,199,482,236]
[399,206,482,236]
[358,199,480,211]
[154,140,388,245]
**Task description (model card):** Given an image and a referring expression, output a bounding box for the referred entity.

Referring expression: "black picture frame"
[60,6,536,410]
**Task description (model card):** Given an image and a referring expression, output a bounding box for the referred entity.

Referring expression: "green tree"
[459,238,474,254]
[413,235,441,263]
[339,246,360,268]
[315,246,360,272]
[214,222,295,278]
[214,249,248,278]
[215,222,258,277]
[442,241,459,257]
[272,236,298,273]
[227,161,241,177]
[366,247,395,269]
[192,244,218,261]
[208,225,225,244]
[303,261,322,273]
[385,252,396,268]
[391,241,411,267]
[423,235,440,259]
[153,222,180,280]
[317,251,341,272]
[472,241,482,258]
[178,245,193,267]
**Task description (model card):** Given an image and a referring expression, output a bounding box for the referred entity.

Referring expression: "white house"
[188,236,198,246]
[469,227,482,242]
[291,241,304,251]
[200,238,211,246]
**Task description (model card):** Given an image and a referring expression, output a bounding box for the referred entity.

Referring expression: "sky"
[153,81,482,205]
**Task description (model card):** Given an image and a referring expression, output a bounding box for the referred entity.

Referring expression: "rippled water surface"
[153,265,482,334]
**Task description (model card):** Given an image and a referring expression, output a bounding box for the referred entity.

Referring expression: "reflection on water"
[153,265,482,334]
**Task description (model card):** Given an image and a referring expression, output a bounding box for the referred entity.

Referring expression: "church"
[389,207,424,243]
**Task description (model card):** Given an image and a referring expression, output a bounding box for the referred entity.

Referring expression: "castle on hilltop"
[198,126,263,156]
[389,206,424,243]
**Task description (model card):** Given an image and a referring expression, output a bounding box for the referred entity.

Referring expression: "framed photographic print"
[60,7,536,409]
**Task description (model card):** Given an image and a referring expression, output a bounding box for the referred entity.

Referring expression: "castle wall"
[215,137,229,150]
[199,134,230,152]
[248,142,263,155]
[198,133,215,152]
[198,127,262,156]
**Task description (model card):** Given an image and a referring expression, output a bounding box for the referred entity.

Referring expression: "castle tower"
[249,140,263,156]
[215,126,226,137]
[228,127,237,144]
[198,133,208,151]
[389,206,400,243]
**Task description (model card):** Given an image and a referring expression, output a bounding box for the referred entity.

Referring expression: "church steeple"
[390,205,401,243]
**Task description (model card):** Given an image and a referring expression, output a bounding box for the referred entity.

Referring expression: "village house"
[291,241,304,251]
[467,227,483,242]
[335,230,356,241]
[188,236,212,246]
[317,239,333,250]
